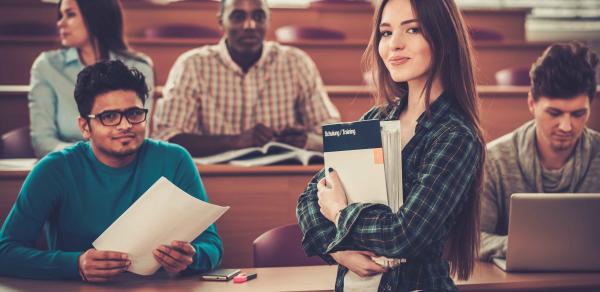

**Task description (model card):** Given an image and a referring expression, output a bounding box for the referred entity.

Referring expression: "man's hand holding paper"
[92,177,229,276]
[78,248,131,282]
[153,240,196,276]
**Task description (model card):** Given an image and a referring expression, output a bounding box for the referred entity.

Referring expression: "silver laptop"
[493,193,600,272]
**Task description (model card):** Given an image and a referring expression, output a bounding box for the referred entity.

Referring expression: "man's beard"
[550,140,574,152]
[111,147,138,157]
[99,141,141,158]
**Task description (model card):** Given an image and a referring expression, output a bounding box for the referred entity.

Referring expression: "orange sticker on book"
[373,148,384,164]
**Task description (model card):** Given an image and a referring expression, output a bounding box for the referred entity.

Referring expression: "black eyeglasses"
[87,107,148,126]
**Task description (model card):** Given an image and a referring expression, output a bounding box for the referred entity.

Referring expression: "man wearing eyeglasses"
[152,0,340,156]
[0,60,223,282]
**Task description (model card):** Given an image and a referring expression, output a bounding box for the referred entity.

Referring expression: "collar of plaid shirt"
[215,37,276,75]
[380,90,454,129]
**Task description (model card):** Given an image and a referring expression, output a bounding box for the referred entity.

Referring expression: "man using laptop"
[480,42,600,261]
[0,60,223,281]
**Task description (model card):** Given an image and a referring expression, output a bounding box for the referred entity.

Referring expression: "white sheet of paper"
[92,177,229,276]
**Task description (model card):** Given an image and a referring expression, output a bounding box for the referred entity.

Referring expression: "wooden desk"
[0,0,528,41]
[0,36,549,85]
[305,85,600,142]
[199,165,320,267]
[325,85,600,142]
[0,262,599,291]
[0,36,58,85]
[462,8,529,41]
[122,1,376,41]
[0,164,321,268]
[2,85,600,142]
[0,85,29,136]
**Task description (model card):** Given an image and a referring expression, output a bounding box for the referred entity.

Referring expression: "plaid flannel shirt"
[152,38,340,150]
[297,92,483,291]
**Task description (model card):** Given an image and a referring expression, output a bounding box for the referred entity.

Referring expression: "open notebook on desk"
[194,141,323,167]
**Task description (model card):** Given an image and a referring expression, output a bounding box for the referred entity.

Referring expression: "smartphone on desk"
[200,268,241,281]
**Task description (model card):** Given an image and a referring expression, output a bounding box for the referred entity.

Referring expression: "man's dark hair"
[530,41,598,102]
[74,60,148,118]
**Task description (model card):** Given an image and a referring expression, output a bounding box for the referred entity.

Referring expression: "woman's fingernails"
[328,167,334,172]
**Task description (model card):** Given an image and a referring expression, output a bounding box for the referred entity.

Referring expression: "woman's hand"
[317,168,348,222]
[331,250,387,277]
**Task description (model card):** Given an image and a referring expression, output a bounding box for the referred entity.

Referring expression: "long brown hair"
[362,0,485,280]
[57,0,150,65]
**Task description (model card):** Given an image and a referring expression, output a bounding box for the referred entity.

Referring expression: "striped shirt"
[152,38,340,149]
[297,93,484,291]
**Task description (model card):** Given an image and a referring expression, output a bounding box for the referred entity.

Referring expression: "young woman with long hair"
[28,0,154,157]
[297,0,485,290]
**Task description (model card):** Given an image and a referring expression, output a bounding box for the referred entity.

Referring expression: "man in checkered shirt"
[152,0,340,156]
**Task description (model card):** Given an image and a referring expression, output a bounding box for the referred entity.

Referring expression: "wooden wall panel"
[3,85,599,141]
[0,1,528,41]
[0,37,549,85]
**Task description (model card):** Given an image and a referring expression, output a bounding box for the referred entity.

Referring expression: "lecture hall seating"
[0,36,551,85]
[0,0,536,85]
[495,67,531,86]
[253,223,325,267]
[2,85,599,141]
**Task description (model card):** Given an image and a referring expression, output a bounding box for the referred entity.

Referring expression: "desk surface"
[2,164,600,286]
[1,263,599,292]
[0,84,541,101]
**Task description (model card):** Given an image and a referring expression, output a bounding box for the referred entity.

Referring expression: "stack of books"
[322,119,403,211]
